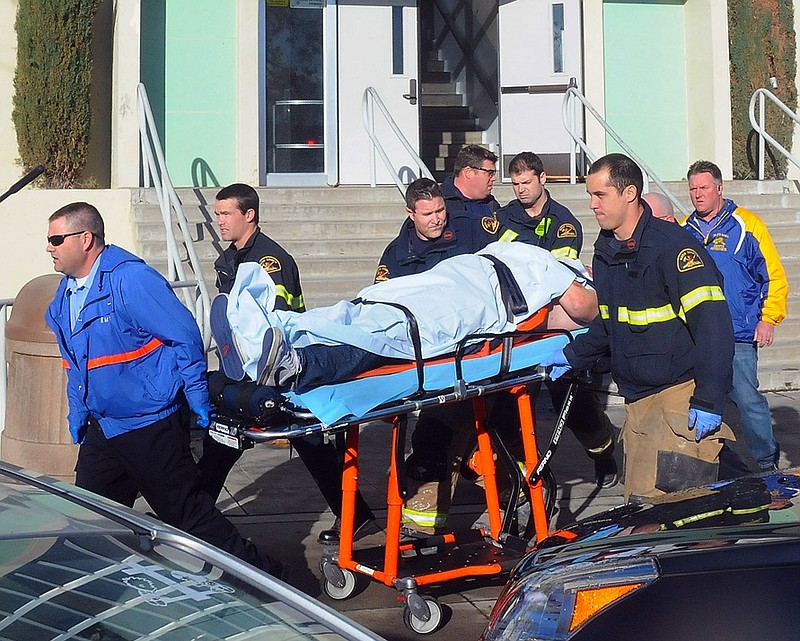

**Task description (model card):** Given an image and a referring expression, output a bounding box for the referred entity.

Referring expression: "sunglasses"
[47,230,87,246]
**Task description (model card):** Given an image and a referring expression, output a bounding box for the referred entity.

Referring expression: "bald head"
[642,192,676,223]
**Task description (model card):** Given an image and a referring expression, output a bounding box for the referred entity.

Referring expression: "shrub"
[12,0,101,188]
[729,0,797,179]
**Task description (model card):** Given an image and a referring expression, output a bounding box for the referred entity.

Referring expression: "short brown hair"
[453,145,498,175]
[687,160,722,183]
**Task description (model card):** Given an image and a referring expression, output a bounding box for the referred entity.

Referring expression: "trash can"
[2,274,76,482]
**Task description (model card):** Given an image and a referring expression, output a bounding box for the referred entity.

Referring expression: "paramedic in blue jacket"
[44,201,281,576]
[683,160,789,471]
[441,144,501,225]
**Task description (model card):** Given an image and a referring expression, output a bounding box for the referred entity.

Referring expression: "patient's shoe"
[257,327,301,388]
[210,294,245,381]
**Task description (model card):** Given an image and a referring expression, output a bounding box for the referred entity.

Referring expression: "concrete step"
[422,59,446,73]
[420,143,466,158]
[420,70,451,83]
[421,105,474,119]
[135,215,406,240]
[419,131,485,145]
[157,186,406,206]
[133,180,800,389]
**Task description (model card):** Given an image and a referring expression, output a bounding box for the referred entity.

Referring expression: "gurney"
[208,308,584,634]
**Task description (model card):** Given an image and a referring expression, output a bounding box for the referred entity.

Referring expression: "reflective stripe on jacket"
[46,245,209,438]
[565,205,734,414]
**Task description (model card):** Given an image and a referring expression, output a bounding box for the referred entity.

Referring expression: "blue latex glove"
[539,348,572,381]
[688,408,722,442]
[69,423,87,445]
[193,403,213,429]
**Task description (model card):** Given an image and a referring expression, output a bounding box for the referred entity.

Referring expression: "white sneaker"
[257,327,301,388]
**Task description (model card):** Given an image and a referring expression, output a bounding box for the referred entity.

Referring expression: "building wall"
[0,0,19,190]
[141,2,239,188]
[603,3,689,181]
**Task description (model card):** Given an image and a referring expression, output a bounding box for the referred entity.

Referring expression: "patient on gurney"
[211,241,597,395]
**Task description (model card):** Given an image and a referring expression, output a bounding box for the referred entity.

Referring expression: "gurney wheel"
[403,595,443,634]
[320,566,358,600]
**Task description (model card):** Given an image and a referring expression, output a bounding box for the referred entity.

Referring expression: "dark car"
[482,470,800,641]
[0,461,385,641]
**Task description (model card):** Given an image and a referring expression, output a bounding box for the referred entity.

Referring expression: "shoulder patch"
[374,264,390,282]
[557,222,577,238]
[677,248,704,273]
[481,216,500,234]
[259,256,282,273]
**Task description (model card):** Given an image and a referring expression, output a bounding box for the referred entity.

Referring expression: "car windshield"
[0,531,347,640]
[0,470,358,641]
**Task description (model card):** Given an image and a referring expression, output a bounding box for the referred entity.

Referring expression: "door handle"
[402,79,417,105]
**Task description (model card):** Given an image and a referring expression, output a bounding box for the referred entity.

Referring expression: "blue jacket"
[566,205,733,413]
[374,210,497,281]
[46,245,210,438]
[682,199,788,342]
[496,191,583,260]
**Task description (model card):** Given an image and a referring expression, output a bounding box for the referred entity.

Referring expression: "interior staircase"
[418,50,484,181]
[132,179,800,391]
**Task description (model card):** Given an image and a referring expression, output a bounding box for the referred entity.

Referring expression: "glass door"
[264,0,333,185]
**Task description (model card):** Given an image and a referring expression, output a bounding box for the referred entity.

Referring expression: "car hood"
[515,470,800,577]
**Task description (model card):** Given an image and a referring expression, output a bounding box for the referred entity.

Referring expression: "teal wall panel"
[603,2,688,181]
[142,1,237,187]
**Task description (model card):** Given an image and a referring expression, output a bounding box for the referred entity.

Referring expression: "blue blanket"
[285,330,583,425]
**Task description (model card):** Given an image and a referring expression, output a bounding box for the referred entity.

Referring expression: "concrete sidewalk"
[211,388,800,641]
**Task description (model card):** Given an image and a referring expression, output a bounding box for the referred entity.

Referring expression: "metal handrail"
[562,79,689,217]
[0,298,11,432]
[136,83,212,348]
[749,88,800,180]
[362,87,434,193]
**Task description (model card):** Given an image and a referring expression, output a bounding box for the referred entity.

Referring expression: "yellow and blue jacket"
[682,199,788,342]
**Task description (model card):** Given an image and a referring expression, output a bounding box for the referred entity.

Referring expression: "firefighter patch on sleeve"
[481,216,500,235]
[677,248,704,272]
[259,256,282,273]
[374,264,390,282]
[556,223,577,239]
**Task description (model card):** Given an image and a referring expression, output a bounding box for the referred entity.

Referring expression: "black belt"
[480,254,528,321]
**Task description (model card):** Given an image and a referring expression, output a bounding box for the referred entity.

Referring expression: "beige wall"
[684,0,733,179]
[0,0,20,190]
[0,189,135,300]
